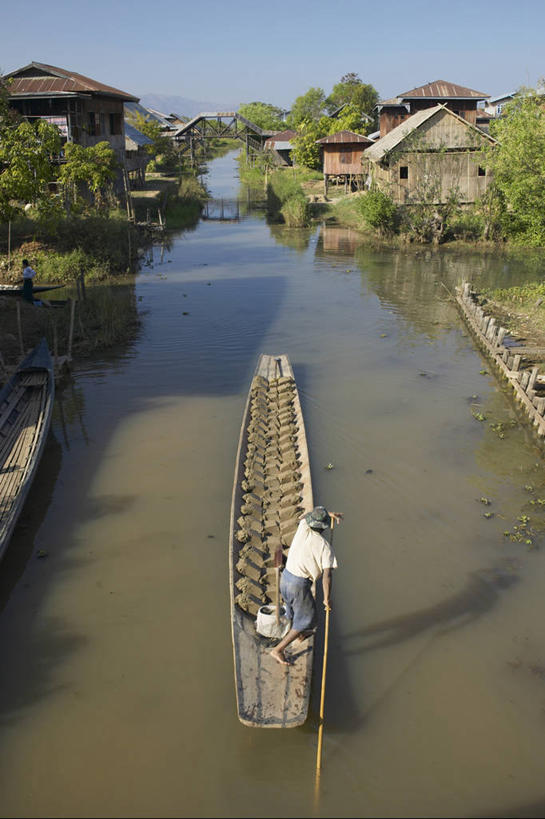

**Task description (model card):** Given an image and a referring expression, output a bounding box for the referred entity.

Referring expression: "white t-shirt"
[22,266,36,280]
[285,519,338,582]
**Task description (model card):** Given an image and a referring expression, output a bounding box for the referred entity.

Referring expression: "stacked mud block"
[235,374,304,616]
[456,282,545,437]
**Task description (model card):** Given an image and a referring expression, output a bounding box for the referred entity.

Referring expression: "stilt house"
[6,62,139,192]
[363,104,497,205]
[316,130,374,195]
[377,80,490,137]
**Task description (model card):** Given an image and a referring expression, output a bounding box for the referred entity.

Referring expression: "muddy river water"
[2,152,545,818]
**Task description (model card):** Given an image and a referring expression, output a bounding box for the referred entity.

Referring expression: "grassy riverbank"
[0,280,140,369]
[0,163,211,364]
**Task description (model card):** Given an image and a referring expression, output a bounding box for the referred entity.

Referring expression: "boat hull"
[0,339,55,560]
[229,354,314,727]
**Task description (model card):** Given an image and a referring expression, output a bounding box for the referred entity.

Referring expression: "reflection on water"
[1,152,545,818]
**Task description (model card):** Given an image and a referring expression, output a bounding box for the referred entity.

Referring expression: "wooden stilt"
[67,298,76,361]
[16,301,24,359]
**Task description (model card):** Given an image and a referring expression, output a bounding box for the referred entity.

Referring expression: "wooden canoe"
[0,338,55,561]
[229,354,314,728]
[0,284,64,296]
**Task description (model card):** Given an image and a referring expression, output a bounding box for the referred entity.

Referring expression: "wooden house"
[263,129,297,166]
[363,104,497,205]
[377,80,490,138]
[316,130,374,194]
[6,62,138,190]
[124,122,153,188]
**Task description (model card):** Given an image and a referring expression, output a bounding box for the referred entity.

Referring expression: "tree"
[126,110,178,168]
[484,83,545,245]
[238,102,285,131]
[291,116,331,170]
[59,141,117,209]
[287,88,326,128]
[326,73,379,125]
[0,118,61,221]
[330,102,368,135]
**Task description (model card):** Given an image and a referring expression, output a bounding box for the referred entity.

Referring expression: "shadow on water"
[0,272,288,727]
[342,564,519,656]
[134,275,288,399]
[0,376,99,725]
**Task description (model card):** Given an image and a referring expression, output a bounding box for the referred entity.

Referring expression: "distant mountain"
[140,93,239,119]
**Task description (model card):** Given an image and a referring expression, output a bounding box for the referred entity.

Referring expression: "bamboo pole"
[315,518,335,789]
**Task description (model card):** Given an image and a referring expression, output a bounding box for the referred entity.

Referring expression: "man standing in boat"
[21,259,37,304]
[270,506,343,666]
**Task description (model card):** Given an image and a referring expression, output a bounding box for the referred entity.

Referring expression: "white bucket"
[256,605,291,639]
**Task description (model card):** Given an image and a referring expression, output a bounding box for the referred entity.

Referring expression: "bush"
[358,189,398,235]
[447,208,485,241]
[267,171,310,225]
[280,195,309,227]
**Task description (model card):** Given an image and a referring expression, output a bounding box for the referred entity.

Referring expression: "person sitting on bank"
[22,259,37,303]
[270,506,343,666]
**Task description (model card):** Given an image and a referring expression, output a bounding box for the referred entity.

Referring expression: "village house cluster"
[4,63,511,206]
[267,80,503,203]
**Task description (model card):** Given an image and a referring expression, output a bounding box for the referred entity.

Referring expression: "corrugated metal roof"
[398,80,489,100]
[365,104,496,163]
[125,102,174,130]
[377,97,405,107]
[270,141,293,150]
[316,130,372,145]
[264,129,297,149]
[6,62,138,101]
[124,122,154,150]
[488,91,517,104]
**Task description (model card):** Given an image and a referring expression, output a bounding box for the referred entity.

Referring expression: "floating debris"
[324,463,335,471]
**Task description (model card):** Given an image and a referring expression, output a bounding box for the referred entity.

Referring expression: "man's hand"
[330,512,343,524]
[323,600,332,612]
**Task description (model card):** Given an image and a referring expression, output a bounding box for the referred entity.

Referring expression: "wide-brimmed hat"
[305,506,331,531]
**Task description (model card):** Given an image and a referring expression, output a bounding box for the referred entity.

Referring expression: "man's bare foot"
[270,648,290,666]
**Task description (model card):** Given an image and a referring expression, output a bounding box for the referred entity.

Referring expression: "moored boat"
[0,284,64,296]
[0,339,55,561]
[229,354,314,728]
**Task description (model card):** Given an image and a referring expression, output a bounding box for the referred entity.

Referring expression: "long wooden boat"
[0,339,55,561]
[229,354,314,728]
[0,284,64,296]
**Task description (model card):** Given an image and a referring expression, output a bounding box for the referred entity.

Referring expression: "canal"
[1,150,545,818]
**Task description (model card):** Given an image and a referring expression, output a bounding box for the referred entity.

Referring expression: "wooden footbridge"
[173,112,274,163]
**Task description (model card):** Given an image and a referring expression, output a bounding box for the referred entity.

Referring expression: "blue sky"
[2,0,543,108]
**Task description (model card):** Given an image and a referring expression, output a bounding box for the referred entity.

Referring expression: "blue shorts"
[280,568,316,632]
